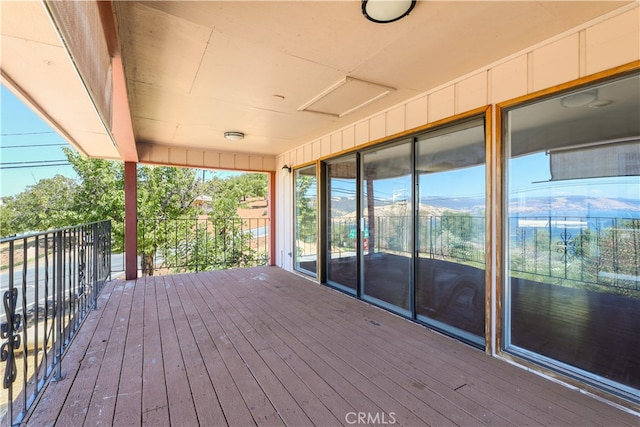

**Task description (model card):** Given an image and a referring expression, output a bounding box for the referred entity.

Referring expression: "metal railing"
[328,214,486,265]
[0,221,111,425]
[510,216,639,293]
[138,217,270,275]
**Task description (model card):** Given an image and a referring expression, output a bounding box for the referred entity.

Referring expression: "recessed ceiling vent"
[298,77,395,118]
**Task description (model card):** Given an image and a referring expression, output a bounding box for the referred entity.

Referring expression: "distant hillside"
[328,195,640,219]
[508,195,640,218]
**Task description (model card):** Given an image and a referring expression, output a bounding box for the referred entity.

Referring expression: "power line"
[0,131,56,136]
[1,160,67,165]
[0,163,70,170]
[0,143,67,149]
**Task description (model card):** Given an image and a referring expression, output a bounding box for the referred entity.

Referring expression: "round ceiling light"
[224,131,245,141]
[362,0,416,24]
[560,89,598,108]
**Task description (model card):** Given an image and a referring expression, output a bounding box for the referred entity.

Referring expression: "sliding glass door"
[326,156,358,292]
[415,120,486,345]
[294,164,317,276]
[321,116,487,346]
[361,141,412,315]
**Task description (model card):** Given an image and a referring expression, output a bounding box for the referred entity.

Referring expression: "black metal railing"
[0,221,111,425]
[328,214,486,265]
[138,217,270,275]
[510,216,639,293]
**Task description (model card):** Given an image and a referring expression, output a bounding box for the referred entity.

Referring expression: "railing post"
[1,241,19,425]
[53,231,65,382]
[93,222,99,310]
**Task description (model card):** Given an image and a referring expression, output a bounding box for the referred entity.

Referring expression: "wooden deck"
[24,266,639,426]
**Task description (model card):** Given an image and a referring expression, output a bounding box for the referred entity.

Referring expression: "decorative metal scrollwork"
[1,289,22,389]
[78,248,86,297]
[556,230,575,263]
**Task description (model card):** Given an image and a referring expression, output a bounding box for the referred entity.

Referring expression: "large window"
[503,73,640,402]
[416,120,486,345]
[294,164,317,276]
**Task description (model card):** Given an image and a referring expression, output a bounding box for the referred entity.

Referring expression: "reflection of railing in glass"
[329,215,485,265]
[510,216,639,294]
[329,214,639,294]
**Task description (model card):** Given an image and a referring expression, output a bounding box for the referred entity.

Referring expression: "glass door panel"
[294,165,317,276]
[361,142,412,315]
[327,156,357,292]
[416,121,486,345]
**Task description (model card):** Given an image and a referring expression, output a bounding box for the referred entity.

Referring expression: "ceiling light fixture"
[224,131,245,141]
[560,89,598,108]
[362,0,416,24]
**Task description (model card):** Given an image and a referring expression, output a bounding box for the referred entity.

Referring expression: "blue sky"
[1,85,76,197]
[0,85,243,198]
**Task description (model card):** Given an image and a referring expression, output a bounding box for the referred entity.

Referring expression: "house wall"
[273,4,640,409]
[275,3,639,270]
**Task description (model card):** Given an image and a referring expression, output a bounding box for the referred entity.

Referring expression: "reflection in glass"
[294,165,317,276]
[505,73,640,398]
[416,121,486,345]
[361,142,412,314]
[327,157,358,292]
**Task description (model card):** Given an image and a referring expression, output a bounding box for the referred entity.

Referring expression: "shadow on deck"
[24,266,639,426]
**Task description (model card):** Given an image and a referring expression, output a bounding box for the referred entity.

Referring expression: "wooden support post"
[268,171,276,266]
[125,161,138,280]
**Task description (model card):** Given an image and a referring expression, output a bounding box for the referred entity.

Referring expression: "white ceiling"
[1,1,633,162]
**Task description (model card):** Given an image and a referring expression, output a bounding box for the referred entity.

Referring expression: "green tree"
[136,165,201,275]
[295,175,316,243]
[182,172,268,272]
[3,149,269,275]
[65,149,203,275]
[0,174,78,235]
[64,148,126,254]
[0,199,18,237]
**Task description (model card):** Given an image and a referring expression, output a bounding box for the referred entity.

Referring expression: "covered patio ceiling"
[0,1,632,167]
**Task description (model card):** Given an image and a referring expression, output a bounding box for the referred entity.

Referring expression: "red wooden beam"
[124,161,138,280]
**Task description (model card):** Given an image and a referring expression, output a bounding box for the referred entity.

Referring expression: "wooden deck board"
[156,276,199,426]
[22,266,640,426]
[111,276,145,426]
[141,277,170,426]
[163,275,227,426]
[85,280,135,426]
